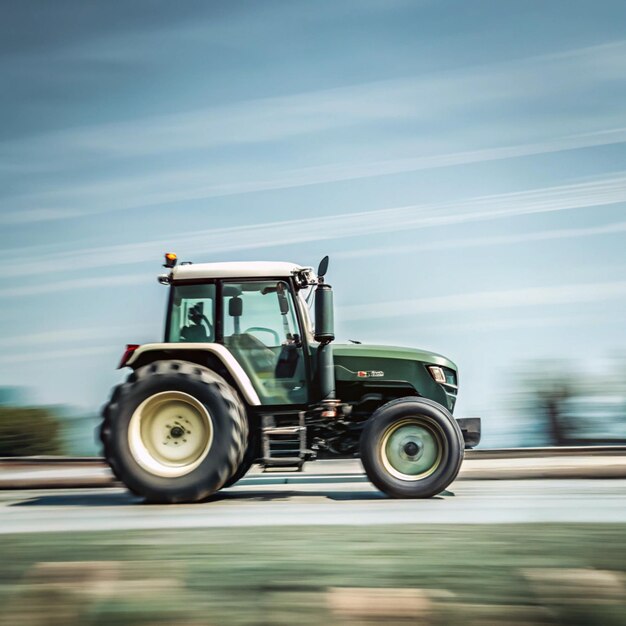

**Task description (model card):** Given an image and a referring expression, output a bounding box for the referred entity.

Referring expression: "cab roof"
[170,261,308,282]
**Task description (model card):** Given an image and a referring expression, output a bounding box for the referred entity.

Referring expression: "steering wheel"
[244,326,280,346]
[200,315,213,337]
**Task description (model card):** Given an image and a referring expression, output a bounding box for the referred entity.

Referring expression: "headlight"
[427,365,447,384]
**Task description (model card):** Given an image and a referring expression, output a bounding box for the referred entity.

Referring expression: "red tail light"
[118,344,140,369]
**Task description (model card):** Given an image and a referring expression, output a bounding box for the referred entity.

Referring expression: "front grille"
[442,367,458,412]
[443,367,457,388]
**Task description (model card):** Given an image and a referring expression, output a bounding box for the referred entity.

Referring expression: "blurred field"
[0,524,624,626]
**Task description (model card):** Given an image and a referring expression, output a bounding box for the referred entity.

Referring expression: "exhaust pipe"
[315,282,335,401]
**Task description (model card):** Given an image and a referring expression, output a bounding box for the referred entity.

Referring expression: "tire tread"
[100,360,248,503]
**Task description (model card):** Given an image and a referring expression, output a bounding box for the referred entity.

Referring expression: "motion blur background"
[1,0,626,455]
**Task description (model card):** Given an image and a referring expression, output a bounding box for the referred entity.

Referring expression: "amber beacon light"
[163,252,178,268]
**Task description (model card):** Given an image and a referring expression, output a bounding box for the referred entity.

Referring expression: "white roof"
[170,261,307,281]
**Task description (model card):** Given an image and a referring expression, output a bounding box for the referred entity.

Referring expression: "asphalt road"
[1,477,625,535]
[3,453,626,490]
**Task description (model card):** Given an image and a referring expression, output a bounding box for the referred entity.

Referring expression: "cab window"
[168,283,215,343]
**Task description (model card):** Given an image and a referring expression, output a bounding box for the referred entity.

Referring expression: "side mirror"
[314,283,334,342]
[317,255,329,279]
[229,296,242,317]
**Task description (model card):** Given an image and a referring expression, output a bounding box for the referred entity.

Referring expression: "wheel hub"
[170,425,185,439]
[380,418,444,481]
[403,440,421,458]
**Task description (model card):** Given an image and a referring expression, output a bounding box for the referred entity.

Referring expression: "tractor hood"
[332,344,457,371]
[331,343,458,411]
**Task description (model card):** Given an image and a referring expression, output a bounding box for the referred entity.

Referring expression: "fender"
[124,343,261,406]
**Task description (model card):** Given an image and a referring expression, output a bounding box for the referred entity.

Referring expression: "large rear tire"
[222,414,260,488]
[100,360,248,503]
[360,397,464,498]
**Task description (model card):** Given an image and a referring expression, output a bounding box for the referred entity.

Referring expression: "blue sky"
[1,0,626,444]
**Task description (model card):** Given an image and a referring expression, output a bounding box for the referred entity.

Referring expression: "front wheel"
[360,397,464,498]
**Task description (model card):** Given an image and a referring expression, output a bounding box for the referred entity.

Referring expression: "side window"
[168,283,216,343]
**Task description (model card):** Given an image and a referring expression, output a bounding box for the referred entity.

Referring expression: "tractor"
[100,254,480,502]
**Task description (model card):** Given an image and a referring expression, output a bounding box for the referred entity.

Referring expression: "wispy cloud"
[421,313,613,334]
[340,281,626,321]
[3,127,626,226]
[0,325,146,349]
[2,40,626,222]
[0,274,148,298]
[335,219,626,259]
[0,345,116,365]
[3,172,626,286]
[21,40,625,159]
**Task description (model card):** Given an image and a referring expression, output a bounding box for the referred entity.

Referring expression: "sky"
[1,0,626,445]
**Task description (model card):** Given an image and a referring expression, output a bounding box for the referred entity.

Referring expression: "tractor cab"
[164,264,316,406]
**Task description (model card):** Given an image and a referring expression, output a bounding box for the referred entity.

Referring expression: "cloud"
[0,274,148,298]
[0,323,155,365]
[3,171,626,284]
[0,345,116,365]
[0,324,146,349]
[340,281,626,321]
[2,39,626,222]
[334,219,626,259]
[3,126,626,225]
[419,313,613,334]
[27,40,625,161]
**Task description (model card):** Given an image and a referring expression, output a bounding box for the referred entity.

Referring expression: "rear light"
[118,344,140,369]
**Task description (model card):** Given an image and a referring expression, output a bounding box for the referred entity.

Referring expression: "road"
[2,452,626,490]
[1,477,625,534]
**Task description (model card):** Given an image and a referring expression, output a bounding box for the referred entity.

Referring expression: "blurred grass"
[0,524,624,625]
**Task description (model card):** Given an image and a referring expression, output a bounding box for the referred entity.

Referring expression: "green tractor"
[100,254,480,502]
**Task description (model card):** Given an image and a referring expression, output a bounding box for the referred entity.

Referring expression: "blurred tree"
[515,358,626,446]
[0,406,63,456]
[513,361,581,446]
[529,372,576,445]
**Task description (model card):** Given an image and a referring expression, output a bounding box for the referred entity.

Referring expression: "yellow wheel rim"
[128,391,213,478]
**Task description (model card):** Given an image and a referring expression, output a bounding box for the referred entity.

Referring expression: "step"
[261,456,304,465]
[262,426,305,436]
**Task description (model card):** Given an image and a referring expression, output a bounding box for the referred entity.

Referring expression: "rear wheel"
[222,415,260,488]
[360,397,463,498]
[101,360,248,503]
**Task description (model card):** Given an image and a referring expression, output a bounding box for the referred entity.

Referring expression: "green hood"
[332,343,457,371]
[331,343,458,412]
